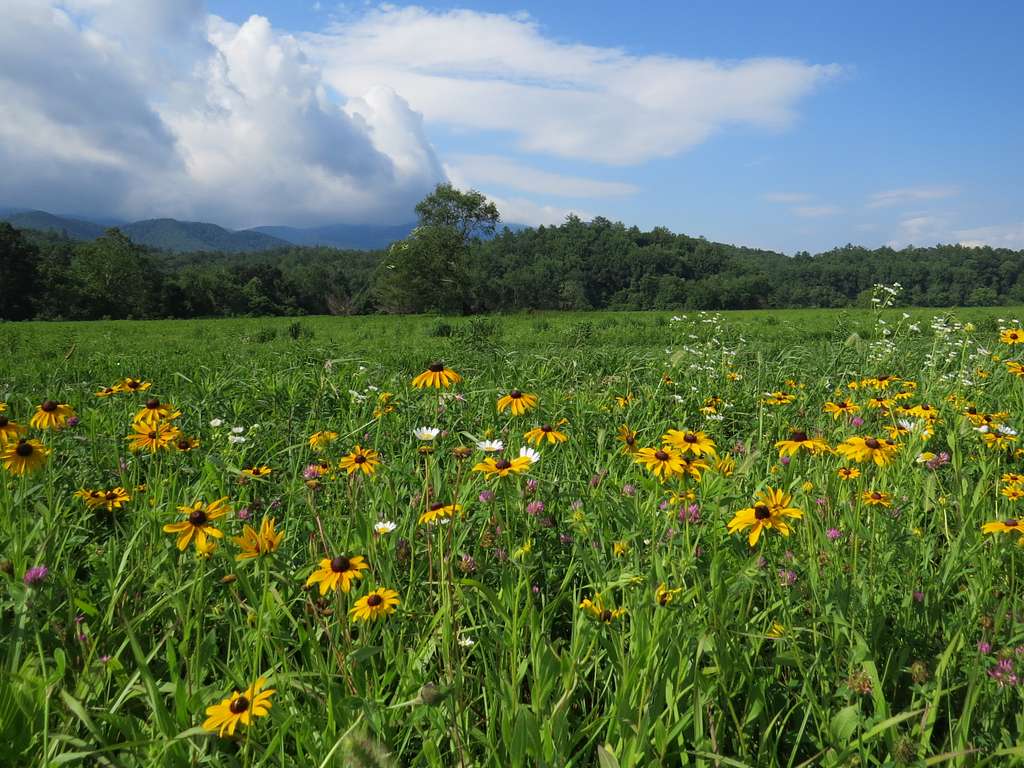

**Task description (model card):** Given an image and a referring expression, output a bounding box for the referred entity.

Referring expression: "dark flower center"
[127,381,141,389]
[0,416,7,427]
[864,438,881,449]
[541,424,552,432]
[146,398,160,409]
[754,505,771,520]
[509,390,522,399]
[625,436,635,445]
[105,491,118,500]
[41,400,57,412]
[654,450,670,461]
[15,440,33,457]
[148,431,158,439]
[367,593,383,607]
[791,431,808,442]
[354,454,366,464]
[600,609,613,622]
[188,509,207,526]
[331,556,351,572]
[1005,519,1020,527]
[683,433,697,443]
[494,459,512,470]
[428,362,444,372]
[229,696,249,714]
[177,440,190,450]
[430,502,445,511]
[871,492,882,500]
[967,407,977,414]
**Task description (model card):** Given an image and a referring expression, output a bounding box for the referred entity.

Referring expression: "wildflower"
[525,500,544,516]
[837,466,860,481]
[579,594,625,623]
[622,483,637,497]
[195,537,218,559]
[2,438,50,475]
[92,488,131,512]
[305,554,369,594]
[518,446,541,464]
[715,455,736,476]
[163,498,231,552]
[727,487,803,546]
[1002,486,1024,502]
[29,400,76,430]
[1000,329,1024,345]
[473,455,531,479]
[419,502,462,525]
[775,429,830,457]
[23,565,48,586]
[202,677,275,737]
[762,391,796,405]
[634,446,685,480]
[116,378,151,394]
[412,362,461,389]
[861,490,892,507]
[836,435,899,465]
[209,418,224,428]
[982,426,1018,450]
[524,420,568,445]
[338,445,381,476]
[478,489,495,503]
[778,569,797,586]
[662,429,718,459]
[126,421,179,453]
[374,520,397,535]
[232,517,284,561]
[308,431,338,451]
[823,400,859,419]
[95,386,118,398]
[615,394,633,408]
[767,621,786,638]
[241,465,272,479]
[616,425,639,454]
[612,540,629,557]
[414,426,440,441]
[826,527,842,541]
[981,519,1023,537]
[655,583,682,606]
[133,398,180,426]
[476,439,504,453]
[175,436,200,452]
[0,414,26,445]
[497,390,538,416]
[343,588,401,628]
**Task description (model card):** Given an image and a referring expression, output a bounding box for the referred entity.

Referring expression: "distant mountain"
[249,223,416,250]
[120,219,289,253]
[2,210,106,240]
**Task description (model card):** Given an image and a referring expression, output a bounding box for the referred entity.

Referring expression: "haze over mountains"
[0,208,425,253]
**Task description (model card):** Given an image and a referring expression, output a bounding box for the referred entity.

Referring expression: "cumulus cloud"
[310,6,840,165]
[955,222,1024,249]
[867,185,958,208]
[0,1,443,226]
[446,155,638,199]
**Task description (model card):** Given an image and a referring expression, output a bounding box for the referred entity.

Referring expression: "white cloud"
[954,222,1024,249]
[446,155,637,198]
[763,192,812,203]
[0,1,443,226]
[792,205,841,218]
[866,185,958,208]
[488,195,592,227]
[309,6,839,165]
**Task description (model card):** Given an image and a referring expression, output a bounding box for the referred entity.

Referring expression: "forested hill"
[2,216,1023,321]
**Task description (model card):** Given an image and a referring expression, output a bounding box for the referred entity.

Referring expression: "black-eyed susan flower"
[615,394,633,408]
[662,429,717,459]
[412,362,461,389]
[133,398,180,426]
[612,540,629,557]
[95,386,119,398]
[836,435,899,465]
[861,490,892,507]
[775,429,830,457]
[496,390,538,416]
[1002,472,1024,486]
[29,400,76,430]
[524,420,568,445]
[678,456,710,481]
[92,487,131,512]
[2,438,50,475]
[1005,360,1024,378]
[634,446,684,481]
[616,425,639,454]
[74,488,105,508]
[0,414,26,445]
[472,455,531,479]
[350,588,400,622]
[579,594,625,623]
[372,392,397,418]
[305,554,369,594]
[338,445,381,476]
[241,465,272,479]
[163,498,230,552]
[655,583,682,607]
[175,436,200,452]
[823,399,859,419]
[308,430,339,451]
[126,421,179,452]
[232,516,283,561]
[419,502,462,525]
[837,466,861,481]
[981,519,1024,537]
[202,677,275,737]
[762,391,796,406]
[116,378,151,394]
[727,487,803,546]
[981,426,1018,450]
[714,455,736,476]
[1000,329,1024,345]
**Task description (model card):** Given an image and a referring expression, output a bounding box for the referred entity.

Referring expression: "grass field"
[3,303,1024,766]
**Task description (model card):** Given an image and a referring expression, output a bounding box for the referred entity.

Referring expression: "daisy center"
[229,696,250,714]
[15,440,33,456]
[148,430,158,440]
[864,438,881,449]
[683,433,697,443]
[428,362,444,372]
[105,491,118,500]
[146,398,160,409]
[754,504,771,520]
[600,609,613,622]
[494,459,512,470]
[541,425,552,432]
[367,594,383,607]
[791,431,808,442]
[330,556,351,573]
[509,390,522,399]
[871,492,882,500]
[654,450,670,461]
[353,455,367,464]
[1005,519,1020,527]
[41,400,57,412]
[188,509,208,525]
[430,502,445,511]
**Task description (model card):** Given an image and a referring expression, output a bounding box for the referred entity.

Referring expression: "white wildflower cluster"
[870,282,903,309]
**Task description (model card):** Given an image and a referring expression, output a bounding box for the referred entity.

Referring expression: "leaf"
[830,703,860,743]
[597,743,621,768]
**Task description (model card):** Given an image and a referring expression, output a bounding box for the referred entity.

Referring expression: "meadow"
[3,299,1024,766]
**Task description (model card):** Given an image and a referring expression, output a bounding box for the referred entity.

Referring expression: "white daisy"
[414,427,441,441]
[374,520,397,535]
[519,446,540,464]
[476,439,504,453]
[209,418,223,428]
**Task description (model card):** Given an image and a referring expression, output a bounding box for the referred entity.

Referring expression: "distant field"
[3,306,1024,766]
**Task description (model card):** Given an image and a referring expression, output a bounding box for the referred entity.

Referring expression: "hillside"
[120,219,289,253]
[248,222,416,250]
[1,210,106,240]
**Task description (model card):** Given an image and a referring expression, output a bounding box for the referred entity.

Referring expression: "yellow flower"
[241,465,272,479]
[714,455,736,476]
[126,421,180,453]
[133,398,180,426]
[1000,328,1024,345]
[338,445,381,476]
[767,621,786,639]
[115,378,151,394]
[163,498,231,552]
[615,394,633,408]
[727,487,803,546]
[823,400,859,419]
[655,583,681,607]
[662,429,717,458]
[762,391,796,406]
[981,518,1024,536]
[775,429,830,457]
[835,435,899,465]
[86,487,131,512]
[472,455,531,479]
[1001,486,1024,502]
[524,420,568,445]
[837,466,861,481]
[579,594,625,623]
[612,540,629,557]
[412,363,462,389]
[308,431,338,450]
[29,400,76,430]
[982,428,1017,450]
[232,517,284,561]
[496,390,538,416]
[419,502,463,525]
[305,554,369,595]
[861,490,892,507]
[1005,360,1024,378]
[634,446,685,481]
[95,386,119,398]
[350,588,400,622]
[617,425,639,454]
[202,677,275,737]
[1,438,50,475]
[0,414,27,445]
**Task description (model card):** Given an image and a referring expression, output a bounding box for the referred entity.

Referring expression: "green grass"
[2,306,1024,767]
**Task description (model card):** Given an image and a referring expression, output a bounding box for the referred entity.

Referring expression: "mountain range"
[0,208,423,252]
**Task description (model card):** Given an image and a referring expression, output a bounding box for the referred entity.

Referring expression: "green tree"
[0,223,40,319]
[69,228,163,318]
[414,183,500,243]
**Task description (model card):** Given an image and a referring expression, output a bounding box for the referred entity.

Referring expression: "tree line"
[3,184,1024,320]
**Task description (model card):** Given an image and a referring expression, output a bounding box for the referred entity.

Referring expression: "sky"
[2,1,1022,253]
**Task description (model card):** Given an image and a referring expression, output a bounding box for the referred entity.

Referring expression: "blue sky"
[5,1,1023,252]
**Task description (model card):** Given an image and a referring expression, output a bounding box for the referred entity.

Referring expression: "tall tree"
[414,183,500,243]
[0,223,40,319]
